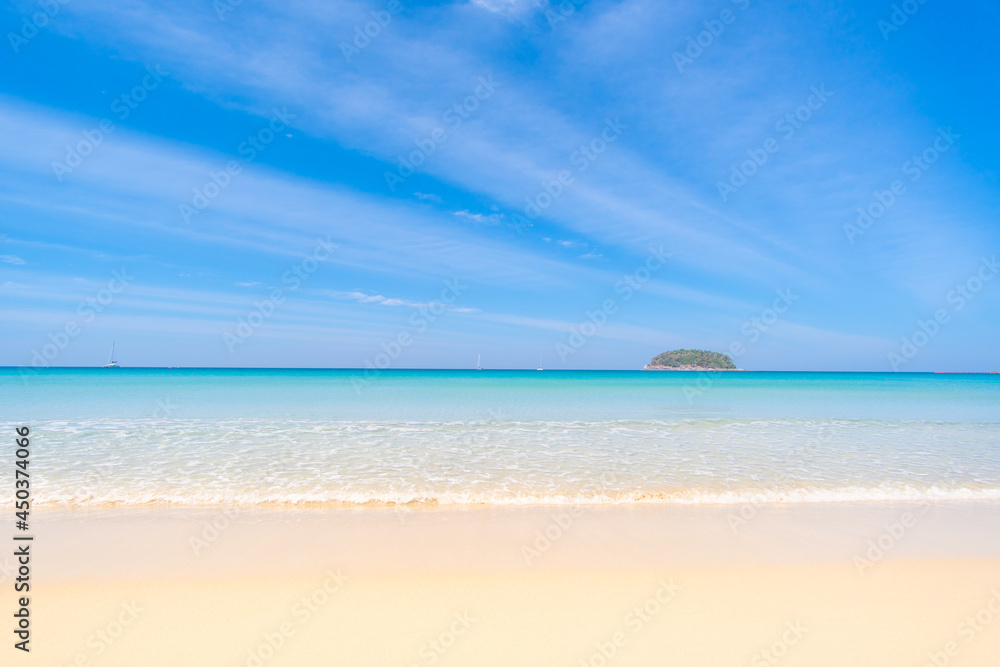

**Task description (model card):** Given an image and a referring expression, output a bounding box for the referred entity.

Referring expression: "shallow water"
[3,369,998,506]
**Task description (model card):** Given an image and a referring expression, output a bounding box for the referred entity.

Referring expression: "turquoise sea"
[2,369,998,506]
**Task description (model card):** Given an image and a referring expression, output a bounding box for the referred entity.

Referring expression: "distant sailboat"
[537,353,543,371]
[476,354,483,371]
[103,342,119,368]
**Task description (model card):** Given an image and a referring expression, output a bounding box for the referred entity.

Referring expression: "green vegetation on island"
[644,349,738,370]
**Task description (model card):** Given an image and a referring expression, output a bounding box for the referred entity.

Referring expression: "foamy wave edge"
[18,485,1000,508]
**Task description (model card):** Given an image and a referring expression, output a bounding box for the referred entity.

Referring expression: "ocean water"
[2,369,998,506]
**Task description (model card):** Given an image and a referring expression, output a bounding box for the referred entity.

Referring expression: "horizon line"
[3,366,999,374]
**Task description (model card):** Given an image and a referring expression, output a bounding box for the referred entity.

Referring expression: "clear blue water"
[2,369,998,506]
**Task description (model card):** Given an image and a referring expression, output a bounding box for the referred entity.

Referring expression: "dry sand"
[24,502,1000,666]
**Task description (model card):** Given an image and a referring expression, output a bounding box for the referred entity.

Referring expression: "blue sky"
[1,0,998,370]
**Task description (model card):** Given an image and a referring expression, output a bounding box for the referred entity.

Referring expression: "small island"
[642,349,741,371]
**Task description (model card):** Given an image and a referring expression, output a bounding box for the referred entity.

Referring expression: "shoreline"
[23,485,1000,508]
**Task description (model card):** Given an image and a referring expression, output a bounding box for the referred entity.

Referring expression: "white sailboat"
[476,354,483,371]
[103,342,119,368]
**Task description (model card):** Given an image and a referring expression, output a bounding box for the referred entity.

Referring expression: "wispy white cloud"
[1,255,25,265]
[454,209,505,225]
[2,0,997,370]
[35,0,813,286]
[470,0,546,17]
[0,100,596,292]
[325,290,428,308]
[324,289,480,312]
